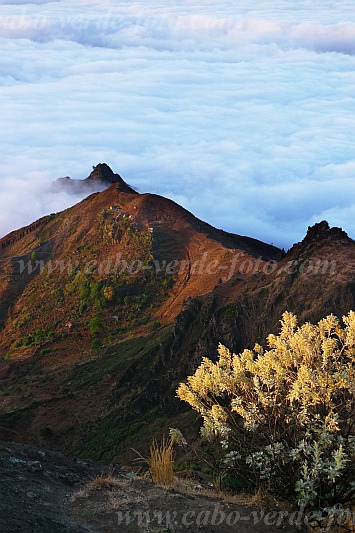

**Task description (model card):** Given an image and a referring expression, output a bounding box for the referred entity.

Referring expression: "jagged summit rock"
[52,163,136,194]
[85,164,136,193]
[306,220,331,239]
[86,163,118,182]
[303,220,349,243]
[286,220,352,259]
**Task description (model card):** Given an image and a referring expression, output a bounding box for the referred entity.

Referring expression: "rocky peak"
[303,220,350,245]
[53,164,137,194]
[84,163,137,193]
[286,220,352,259]
[301,220,331,245]
[86,163,121,183]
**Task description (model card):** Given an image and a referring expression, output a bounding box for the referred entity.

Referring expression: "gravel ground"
[0,441,306,533]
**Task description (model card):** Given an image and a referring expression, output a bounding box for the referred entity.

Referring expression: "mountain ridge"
[0,165,281,329]
[1,164,354,464]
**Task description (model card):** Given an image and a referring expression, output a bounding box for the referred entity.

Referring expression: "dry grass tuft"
[134,437,174,487]
[89,472,122,490]
[248,487,280,511]
[69,487,89,503]
[149,438,174,486]
[69,471,122,502]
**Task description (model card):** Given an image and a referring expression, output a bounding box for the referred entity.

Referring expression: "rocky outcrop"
[52,163,137,195]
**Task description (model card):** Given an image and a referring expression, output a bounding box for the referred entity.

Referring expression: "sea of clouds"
[0,0,355,249]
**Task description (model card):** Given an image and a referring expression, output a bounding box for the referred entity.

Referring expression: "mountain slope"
[1,166,354,465]
[0,165,280,342]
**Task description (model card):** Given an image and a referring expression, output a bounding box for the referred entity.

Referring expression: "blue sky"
[1,1,355,249]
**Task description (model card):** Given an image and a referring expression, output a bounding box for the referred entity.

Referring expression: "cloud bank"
[0,1,355,249]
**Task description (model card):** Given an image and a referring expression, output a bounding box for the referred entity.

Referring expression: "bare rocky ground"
[0,440,308,533]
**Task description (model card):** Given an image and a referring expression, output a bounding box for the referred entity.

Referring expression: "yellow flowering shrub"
[177,311,355,525]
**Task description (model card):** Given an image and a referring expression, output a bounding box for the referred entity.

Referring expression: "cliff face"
[0,166,354,463]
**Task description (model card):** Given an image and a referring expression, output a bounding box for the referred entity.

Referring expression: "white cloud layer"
[1,1,355,249]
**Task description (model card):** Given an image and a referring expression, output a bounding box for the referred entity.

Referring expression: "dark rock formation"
[52,163,137,195]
